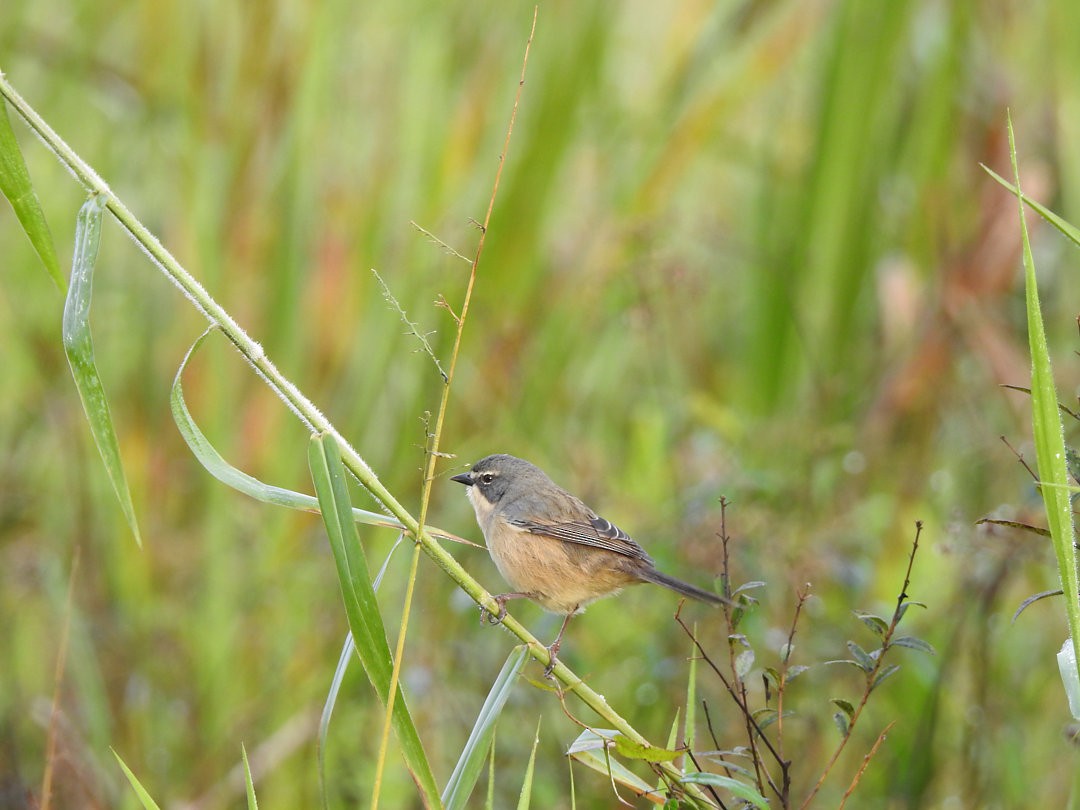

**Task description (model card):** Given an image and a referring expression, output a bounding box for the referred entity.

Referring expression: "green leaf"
[0,97,64,290]
[319,538,405,808]
[831,698,855,720]
[982,163,1080,249]
[241,744,258,810]
[680,772,770,809]
[567,729,656,797]
[890,635,936,655]
[307,433,440,806]
[516,717,541,810]
[833,710,849,736]
[612,735,683,764]
[846,641,875,671]
[854,611,889,638]
[63,194,141,547]
[895,600,927,623]
[1007,114,1080,700]
[172,329,465,543]
[112,749,163,810]
[871,664,901,692]
[443,645,529,810]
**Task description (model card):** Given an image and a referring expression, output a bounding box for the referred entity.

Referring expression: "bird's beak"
[450,472,473,486]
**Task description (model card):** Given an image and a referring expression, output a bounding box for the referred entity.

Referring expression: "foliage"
[3,1,1080,808]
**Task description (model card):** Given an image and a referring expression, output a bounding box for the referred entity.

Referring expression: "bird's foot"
[543,638,562,678]
[479,593,512,626]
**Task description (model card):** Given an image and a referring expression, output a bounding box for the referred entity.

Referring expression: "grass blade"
[171,329,470,544]
[0,96,63,290]
[1008,114,1080,696]
[982,164,1080,249]
[241,744,259,810]
[307,432,440,806]
[516,717,542,810]
[442,645,529,810]
[112,750,163,810]
[62,194,141,546]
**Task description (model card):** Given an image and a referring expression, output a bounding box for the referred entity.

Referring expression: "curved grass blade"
[308,432,439,807]
[442,645,529,810]
[1008,115,1080,696]
[172,329,474,546]
[0,97,63,290]
[982,164,1080,249]
[112,749,163,810]
[680,772,769,809]
[567,729,655,799]
[63,194,141,546]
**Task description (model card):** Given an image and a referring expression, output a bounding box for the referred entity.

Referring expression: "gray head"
[450,454,553,506]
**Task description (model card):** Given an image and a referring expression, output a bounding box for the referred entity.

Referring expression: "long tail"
[638,567,732,606]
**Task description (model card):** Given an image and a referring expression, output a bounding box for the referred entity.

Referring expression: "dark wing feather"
[508,514,653,563]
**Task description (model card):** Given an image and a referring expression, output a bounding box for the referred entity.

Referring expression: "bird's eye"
[480,472,495,484]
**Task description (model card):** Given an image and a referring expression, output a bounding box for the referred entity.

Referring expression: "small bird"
[451,453,729,672]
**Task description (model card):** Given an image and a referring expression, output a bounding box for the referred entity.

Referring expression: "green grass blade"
[1008,115,1080,696]
[567,729,655,797]
[241,744,259,810]
[62,194,141,547]
[516,717,541,810]
[442,645,529,810]
[319,537,404,809]
[171,329,462,540]
[112,749,163,810]
[680,772,769,809]
[307,432,440,806]
[982,164,1080,249]
[0,97,63,291]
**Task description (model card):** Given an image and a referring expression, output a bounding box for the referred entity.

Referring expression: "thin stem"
[800,523,923,809]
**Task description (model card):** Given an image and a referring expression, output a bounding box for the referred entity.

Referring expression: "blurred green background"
[2,0,1079,807]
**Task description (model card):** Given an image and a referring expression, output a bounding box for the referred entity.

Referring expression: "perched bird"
[451,453,728,672]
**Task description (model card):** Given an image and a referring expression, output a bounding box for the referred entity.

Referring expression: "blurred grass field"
[3,0,1080,807]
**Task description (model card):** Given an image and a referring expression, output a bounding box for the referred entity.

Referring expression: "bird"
[450,453,729,673]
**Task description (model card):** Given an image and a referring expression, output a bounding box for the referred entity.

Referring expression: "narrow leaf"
[846,641,874,672]
[63,194,141,546]
[871,664,902,692]
[516,717,542,810]
[1008,114,1080,692]
[0,97,64,290]
[241,744,258,810]
[831,698,855,720]
[443,645,529,810]
[308,433,440,806]
[983,164,1080,249]
[890,635,936,655]
[613,735,683,764]
[112,750,163,810]
[680,772,770,809]
[171,329,471,545]
[854,611,889,638]
[567,730,655,798]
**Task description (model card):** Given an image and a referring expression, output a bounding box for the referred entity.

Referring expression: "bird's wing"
[508,514,654,563]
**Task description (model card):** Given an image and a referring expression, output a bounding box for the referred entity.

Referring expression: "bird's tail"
[638,567,732,607]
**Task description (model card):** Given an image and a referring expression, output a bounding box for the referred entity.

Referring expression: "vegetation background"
[2,0,1079,807]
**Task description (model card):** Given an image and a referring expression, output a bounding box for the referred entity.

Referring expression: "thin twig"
[410,220,472,264]
[370,8,538,808]
[371,269,447,381]
[837,722,895,810]
[775,584,810,808]
[799,523,923,809]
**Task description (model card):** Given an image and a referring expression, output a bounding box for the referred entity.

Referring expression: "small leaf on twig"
[890,636,936,655]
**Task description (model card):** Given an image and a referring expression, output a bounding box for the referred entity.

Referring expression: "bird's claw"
[479,596,508,626]
[543,640,562,677]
